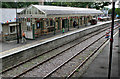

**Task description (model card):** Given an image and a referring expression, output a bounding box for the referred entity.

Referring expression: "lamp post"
[15,0,19,44]
[117,0,120,53]
[118,26,120,53]
[108,1,115,79]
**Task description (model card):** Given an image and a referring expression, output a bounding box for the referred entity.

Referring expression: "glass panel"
[50,20,53,26]
[36,22,40,29]
[23,10,26,14]
[35,9,37,14]
[27,7,32,14]
[27,22,31,31]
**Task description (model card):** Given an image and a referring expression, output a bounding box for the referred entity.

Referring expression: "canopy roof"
[0,8,24,23]
[19,5,103,18]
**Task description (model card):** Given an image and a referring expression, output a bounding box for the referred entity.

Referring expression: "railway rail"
[2,24,119,79]
[66,31,118,79]
[43,27,119,79]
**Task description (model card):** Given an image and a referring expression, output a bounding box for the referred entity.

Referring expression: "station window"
[84,16,86,24]
[50,20,53,26]
[36,22,40,29]
[80,17,82,25]
[35,9,37,14]
[23,10,26,14]
[46,20,49,26]
[27,22,31,31]
[9,26,16,34]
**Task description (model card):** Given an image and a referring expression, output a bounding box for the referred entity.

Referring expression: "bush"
[108,8,120,17]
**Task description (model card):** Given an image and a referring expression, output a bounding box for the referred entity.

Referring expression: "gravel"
[3,26,117,78]
[2,26,108,77]
[21,27,112,77]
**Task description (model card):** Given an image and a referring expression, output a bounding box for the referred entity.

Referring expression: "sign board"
[9,23,19,26]
[25,31,33,39]
[82,17,84,20]
[27,22,31,26]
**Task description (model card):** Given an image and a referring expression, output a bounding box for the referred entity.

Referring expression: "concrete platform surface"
[0,20,114,58]
[81,30,120,78]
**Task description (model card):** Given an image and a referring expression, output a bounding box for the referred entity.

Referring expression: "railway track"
[2,24,119,79]
[43,28,119,79]
[66,31,119,79]
[1,26,110,73]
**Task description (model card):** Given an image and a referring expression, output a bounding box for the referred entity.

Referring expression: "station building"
[1,5,103,41]
[0,8,23,41]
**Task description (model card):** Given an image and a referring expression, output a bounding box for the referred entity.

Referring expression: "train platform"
[0,19,120,71]
[0,21,106,52]
[0,27,80,52]
[81,31,120,78]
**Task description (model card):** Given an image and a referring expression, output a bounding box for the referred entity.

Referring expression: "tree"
[115,8,120,16]
[2,2,111,10]
[108,9,112,14]
[44,2,93,8]
[108,8,120,16]
[91,2,111,10]
[2,2,39,8]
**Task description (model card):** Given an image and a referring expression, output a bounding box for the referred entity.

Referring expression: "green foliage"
[45,2,111,10]
[44,2,93,8]
[115,8,120,16]
[2,2,39,8]
[108,9,112,14]
[75,69,79,72]
[91,2,111,10]
[1,2,110,10]
[108,8,120,16]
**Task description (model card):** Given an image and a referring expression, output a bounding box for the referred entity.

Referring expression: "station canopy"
[19,4,103,18]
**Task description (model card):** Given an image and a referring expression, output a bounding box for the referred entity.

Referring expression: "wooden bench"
[42,29,48,34]
[35,29,41,37]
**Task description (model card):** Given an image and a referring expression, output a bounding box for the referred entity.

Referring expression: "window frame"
[9,25,16,34]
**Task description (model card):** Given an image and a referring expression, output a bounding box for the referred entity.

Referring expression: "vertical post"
[32,24,35,39]
[84,16,86,26]
[41,19,43,35]
[81,17,82,26]
[58,18,60,30]
[78,18,79,28]
[15,1,19,44]
[19,23,22,38]
[68,18,70,31]
[54,18,56,35]
[108,1,115,79]
[119,26,120,53]
[85,16,87,26]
